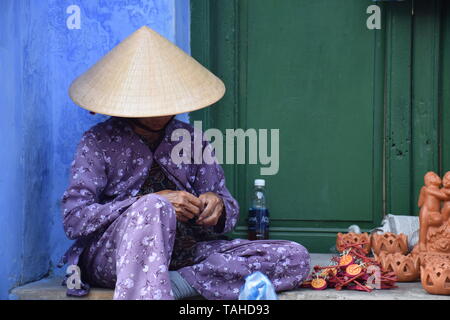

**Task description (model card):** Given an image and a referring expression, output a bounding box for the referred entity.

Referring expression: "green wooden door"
[191,0,450,252]
[237,0,385,253]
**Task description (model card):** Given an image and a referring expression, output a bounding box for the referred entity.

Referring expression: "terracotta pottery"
[371,233,408,256]
[441,172,450,223]
[427,223,450,253]
[420,252,450,265]
[336,232,371,254]
[415,172,450,295]
[420,253,450,295]
[417,172,450,253]
[376,252,420,282]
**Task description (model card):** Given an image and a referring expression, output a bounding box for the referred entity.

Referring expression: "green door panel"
[243,0,383,225]
[443,2,450,175]
[191,0,449,252]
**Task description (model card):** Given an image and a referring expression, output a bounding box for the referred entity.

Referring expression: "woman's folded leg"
[79,194,177,300]
[178,239,310,300]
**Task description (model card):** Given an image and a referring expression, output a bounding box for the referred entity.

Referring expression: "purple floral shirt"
[60,117,239,267]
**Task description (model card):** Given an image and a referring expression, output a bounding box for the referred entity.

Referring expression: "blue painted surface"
[0,0,53,300]
[0,0,190,299]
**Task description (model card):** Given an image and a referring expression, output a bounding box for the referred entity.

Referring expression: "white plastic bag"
[238,271,278,300]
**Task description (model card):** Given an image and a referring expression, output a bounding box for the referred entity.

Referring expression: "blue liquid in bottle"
[248,179,269,240]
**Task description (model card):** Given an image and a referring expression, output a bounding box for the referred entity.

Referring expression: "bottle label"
[248,208,269,233]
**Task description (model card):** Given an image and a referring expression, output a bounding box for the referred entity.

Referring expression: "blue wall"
[0,0,190,299]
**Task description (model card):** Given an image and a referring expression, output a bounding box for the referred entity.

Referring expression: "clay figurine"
[418,172,448,252]
[417,172,450,295]
[441,171,450,223]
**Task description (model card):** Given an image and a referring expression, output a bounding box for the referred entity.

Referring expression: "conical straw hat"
[69,26,225,118]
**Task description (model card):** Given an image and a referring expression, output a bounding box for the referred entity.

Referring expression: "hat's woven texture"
[69,26,225,117]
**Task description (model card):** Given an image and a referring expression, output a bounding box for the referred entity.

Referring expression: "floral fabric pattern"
[60,117,310,299]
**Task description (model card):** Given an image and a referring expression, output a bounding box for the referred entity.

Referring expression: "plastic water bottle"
[248,179,269,240]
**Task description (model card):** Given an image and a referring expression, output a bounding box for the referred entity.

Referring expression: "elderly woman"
[60,26,310,300]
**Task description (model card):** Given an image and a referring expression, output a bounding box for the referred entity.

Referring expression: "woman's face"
[137,116,173,131]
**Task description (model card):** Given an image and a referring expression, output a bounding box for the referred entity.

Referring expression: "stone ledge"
[10,254,450,300]
[10,277,114,300]
[280,282,450,300]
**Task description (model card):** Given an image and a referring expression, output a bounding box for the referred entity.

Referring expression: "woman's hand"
[196,192,224,226]
[155,190,203,222]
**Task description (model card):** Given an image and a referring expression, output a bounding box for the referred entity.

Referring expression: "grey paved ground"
[10,254,450,300]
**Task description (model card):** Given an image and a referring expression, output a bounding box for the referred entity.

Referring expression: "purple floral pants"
[79,194,311,300]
